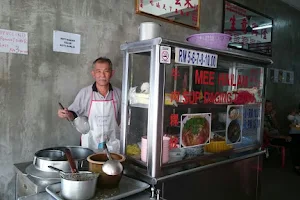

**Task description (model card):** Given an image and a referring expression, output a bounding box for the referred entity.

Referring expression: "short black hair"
[93,57,112,70]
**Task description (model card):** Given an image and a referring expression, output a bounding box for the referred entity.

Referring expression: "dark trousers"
[270,135,300,166]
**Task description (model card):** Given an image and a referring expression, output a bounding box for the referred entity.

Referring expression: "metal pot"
[33,146,94,172]
[61,171,98,200]
[139,22,161,41]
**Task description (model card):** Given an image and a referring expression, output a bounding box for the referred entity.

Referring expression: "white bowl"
[169,148,186,163]
[218,112,227,123]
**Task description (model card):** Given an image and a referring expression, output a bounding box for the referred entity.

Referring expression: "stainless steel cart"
[120,37,272,200]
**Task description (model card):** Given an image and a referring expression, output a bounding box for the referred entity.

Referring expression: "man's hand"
[58,109,74,121]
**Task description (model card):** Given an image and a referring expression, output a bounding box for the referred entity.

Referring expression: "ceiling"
[280,0,300,11]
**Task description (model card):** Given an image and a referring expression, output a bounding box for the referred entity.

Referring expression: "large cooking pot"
[34,146,94,172]
[60,171,98,200]
[87,153,125,188]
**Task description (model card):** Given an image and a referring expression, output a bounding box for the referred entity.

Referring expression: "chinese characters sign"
[223,1,273,56]
[136,0,200,30]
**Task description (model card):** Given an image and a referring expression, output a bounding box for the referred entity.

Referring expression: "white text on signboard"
[175,47,218,68]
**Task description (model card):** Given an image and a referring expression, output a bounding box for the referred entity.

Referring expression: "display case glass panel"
[122,41,266,172]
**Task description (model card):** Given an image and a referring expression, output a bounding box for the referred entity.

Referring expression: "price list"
[243,105,261,133]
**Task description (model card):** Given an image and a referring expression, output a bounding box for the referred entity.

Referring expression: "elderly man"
[58,57,121,153]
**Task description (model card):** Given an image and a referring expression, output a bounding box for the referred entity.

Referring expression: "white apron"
[81,91,120,153]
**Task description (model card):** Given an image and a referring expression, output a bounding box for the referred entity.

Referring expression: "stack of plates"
[141,136,170,164]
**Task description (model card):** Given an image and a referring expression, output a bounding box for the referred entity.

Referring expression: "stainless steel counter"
[14,162,154,200]
[18,190,152,200]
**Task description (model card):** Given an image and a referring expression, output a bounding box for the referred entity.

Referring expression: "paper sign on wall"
[0,29,28,55]
[53,30,81,54]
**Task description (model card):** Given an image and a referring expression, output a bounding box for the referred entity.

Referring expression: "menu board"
[226,105,243,144]
[242,104,261,135]
[180,113,211,148]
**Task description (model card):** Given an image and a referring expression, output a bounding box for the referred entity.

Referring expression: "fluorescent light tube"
[253,24,272,30]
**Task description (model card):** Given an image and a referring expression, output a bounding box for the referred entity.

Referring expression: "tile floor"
[261,151,300,200]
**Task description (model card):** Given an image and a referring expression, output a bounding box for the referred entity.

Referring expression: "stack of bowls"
[185,146,204,158]
[141,136,170,164]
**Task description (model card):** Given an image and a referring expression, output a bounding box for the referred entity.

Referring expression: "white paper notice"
[53,30,81,54]
[0,29,28,55]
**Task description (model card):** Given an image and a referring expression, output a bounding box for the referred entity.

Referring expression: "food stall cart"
[120,37,272,200]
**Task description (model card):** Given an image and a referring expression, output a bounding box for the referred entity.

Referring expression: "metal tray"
[46,176,150,200]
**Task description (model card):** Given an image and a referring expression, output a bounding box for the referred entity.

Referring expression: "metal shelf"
[129,103,229,109]
[129,103,148,109]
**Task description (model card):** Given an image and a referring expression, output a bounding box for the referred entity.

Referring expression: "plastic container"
[139,22,161,41]
[141,136,170,164]
[186,33,231,50]
[204,140,232,153]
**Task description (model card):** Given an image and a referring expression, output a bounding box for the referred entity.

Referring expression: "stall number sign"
[175,47,218,68]
[243,105,260,131]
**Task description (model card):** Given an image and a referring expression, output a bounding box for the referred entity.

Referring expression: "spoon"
[102,143,123,176]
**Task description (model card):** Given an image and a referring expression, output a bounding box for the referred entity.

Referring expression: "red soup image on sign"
[182,116,210,147]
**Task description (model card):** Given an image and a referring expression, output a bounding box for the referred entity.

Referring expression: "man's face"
[265,102,273,113]
[91,62,112,86]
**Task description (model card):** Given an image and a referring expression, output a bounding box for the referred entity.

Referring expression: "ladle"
[59,102,90,134]
[102,143,123,176]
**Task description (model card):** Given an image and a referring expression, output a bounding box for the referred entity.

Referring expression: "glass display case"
[120,37,272,181]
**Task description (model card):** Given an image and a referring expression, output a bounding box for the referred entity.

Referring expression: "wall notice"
[53,30,81,54]
[0,29,28,55]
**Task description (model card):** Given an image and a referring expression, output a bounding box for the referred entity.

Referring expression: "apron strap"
[88,91,94,117]
[112,91,117,121]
